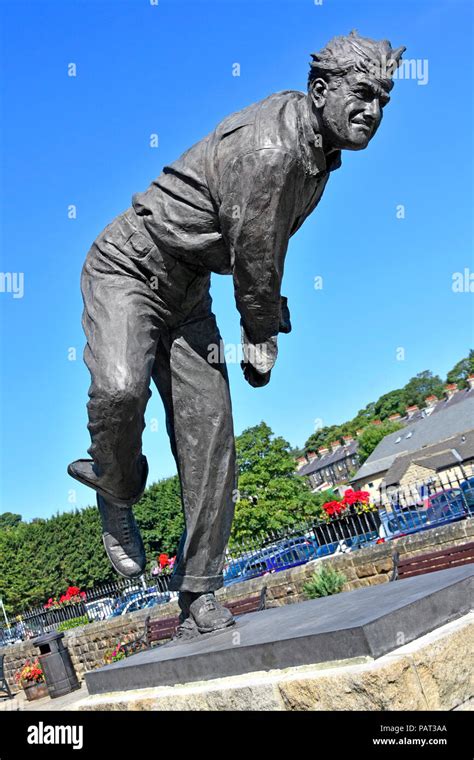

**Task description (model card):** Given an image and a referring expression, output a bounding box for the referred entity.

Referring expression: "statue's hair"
[308,30,406,91]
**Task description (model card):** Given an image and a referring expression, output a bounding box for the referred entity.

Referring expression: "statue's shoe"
[67,456,148,507]
[97,495,146,578]
[188,593,235,634]
[172,617,200,641]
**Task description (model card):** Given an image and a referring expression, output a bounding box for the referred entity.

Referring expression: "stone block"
[278,655,426,711]
[355,563,376,578]
[374,557,394,574]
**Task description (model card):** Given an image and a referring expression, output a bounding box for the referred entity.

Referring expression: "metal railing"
[223,508,382,587]
[376,465,474,536]
[223,469,474,585]
[1,573,173,643]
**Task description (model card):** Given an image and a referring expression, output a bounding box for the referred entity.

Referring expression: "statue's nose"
[365,99,381,122]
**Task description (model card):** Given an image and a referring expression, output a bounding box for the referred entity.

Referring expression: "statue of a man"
[68,31,405,636]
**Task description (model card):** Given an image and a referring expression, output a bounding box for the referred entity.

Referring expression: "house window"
[368,482,374,488]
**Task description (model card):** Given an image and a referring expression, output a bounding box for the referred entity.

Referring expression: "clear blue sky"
[0,0,472,521]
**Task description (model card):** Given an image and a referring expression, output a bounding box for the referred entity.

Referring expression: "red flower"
[323,500,345,516]
[159,553,169,568]
[341,489,370,506]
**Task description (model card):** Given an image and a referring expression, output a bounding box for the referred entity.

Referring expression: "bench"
[124,586,267,654]
[0,654,13,699]
[390,541,474,581]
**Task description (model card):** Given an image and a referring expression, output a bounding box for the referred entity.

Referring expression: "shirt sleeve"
[218,149,301,349]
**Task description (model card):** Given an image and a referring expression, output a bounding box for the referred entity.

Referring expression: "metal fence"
[1,471,472,644]
[223,508,382,587]
[223,469,474,586]
[376,465,474,534]
[1,573,173,644]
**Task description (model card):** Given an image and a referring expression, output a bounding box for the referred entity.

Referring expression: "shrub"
[104,644,126,665]
[303,563,347,599]
[103,633,144,665]
[57,615,89,632]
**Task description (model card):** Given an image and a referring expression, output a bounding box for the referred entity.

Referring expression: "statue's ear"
[310,78,329,109]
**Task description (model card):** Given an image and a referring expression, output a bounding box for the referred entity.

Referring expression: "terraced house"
[297,435,360,492]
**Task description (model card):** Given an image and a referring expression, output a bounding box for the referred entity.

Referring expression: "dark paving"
[85,565,473,694]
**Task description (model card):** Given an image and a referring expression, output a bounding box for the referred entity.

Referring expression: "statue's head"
[308,31,406,151]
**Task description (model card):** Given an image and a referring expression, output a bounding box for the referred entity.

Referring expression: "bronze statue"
[68,31,405,635]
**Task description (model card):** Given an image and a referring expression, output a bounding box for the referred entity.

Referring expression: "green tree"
[372,388,407,419]
[446,350,474,389]
[304,425,344,453]
[357,420,403,465]
[0,512,22,529]
[231,422,324,543]
[402,370,444,407]
[134,476,184,565]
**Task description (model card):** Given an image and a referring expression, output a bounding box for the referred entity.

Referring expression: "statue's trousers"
[79,207,237,592]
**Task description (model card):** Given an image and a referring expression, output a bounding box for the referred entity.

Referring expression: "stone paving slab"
[0,683,89,712]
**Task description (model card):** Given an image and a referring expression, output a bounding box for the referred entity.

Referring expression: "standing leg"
[152,314,237,596]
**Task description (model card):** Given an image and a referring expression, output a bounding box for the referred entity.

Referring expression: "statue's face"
[313,71,392,151]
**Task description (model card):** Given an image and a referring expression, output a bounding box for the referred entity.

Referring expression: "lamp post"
[0,597,11,629]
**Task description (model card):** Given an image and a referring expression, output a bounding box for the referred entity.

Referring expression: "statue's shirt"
[132,90,341,345]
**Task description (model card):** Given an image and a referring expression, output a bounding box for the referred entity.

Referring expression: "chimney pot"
[444,383,458,400]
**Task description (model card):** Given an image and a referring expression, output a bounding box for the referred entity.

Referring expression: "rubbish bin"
[33,631,80,698]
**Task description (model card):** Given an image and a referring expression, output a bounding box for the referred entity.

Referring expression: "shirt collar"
[296,93,342,177]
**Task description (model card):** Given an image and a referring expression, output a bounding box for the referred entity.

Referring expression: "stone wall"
[2,518,473,690]
[399,463,434,487]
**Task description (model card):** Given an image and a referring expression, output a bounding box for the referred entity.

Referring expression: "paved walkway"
[0,682,89,711]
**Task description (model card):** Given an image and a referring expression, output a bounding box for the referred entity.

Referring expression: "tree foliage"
[231,422,327,543]
[0,512,23,530]
[446,350,474,389]
[356,421,404,464]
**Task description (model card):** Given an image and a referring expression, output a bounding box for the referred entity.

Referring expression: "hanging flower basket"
[315,490,381,545]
